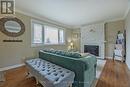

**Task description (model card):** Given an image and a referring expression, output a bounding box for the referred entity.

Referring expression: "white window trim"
[31,19,66,47]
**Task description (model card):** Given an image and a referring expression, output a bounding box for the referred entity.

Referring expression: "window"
[32,20,65,46]
[32,23,43,44]
[59,30,64,44]
[44,26,59,44]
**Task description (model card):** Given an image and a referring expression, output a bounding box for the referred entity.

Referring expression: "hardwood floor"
[0,60,130,87]
[96,60,130,87]
[0,66,37,87]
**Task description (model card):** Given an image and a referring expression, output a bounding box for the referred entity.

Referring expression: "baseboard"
[96,57,105,59]
[96,57,102,58]
[126,63,130,70]
[105,56,113,59]
[0,63,25,71]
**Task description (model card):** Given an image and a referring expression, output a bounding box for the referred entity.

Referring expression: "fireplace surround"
[84,45,99,56]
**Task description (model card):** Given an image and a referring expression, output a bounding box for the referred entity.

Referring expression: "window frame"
[31,19,66,47]
[31,22,44,44]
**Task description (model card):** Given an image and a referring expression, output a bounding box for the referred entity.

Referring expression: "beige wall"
[0,12,126,68]
[105,20,125,58]
[0,13,72,68]
[72,29,81,52]
[125,9,130,69]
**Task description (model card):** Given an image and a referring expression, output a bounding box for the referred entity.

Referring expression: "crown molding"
[15,9,74,29]
[123,1,130,19]
[15,8,126,29]
[80,17,124,28]
[104,17,124,23]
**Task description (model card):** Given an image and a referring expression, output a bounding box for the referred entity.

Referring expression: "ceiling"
[16,0,128,28]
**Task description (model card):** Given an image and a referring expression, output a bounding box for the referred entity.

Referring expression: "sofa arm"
[78,55,97,70]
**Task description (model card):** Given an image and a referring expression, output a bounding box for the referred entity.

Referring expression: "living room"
[0,0,130,87]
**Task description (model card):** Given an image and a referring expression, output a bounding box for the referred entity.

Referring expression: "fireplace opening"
[84,45,99,56]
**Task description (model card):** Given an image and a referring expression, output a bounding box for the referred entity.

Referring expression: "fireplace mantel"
[80,23,105,59]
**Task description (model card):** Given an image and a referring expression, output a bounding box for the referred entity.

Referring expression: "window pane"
[33,23,43,43]
[44,26,58,44]
[59,30,64,43]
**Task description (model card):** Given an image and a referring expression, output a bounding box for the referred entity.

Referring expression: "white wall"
[81,23,105,59]
[125,9,130,69]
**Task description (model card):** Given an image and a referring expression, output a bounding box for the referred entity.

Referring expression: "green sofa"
[39,50,97,87]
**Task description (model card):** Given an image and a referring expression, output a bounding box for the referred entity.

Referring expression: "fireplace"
[84,45,99,56]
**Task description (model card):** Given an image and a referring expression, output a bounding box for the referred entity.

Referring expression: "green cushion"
[42,49,82,58]
[65,52,81,58]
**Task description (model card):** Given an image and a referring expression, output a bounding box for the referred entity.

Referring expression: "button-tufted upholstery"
[26,58,75,87]
[39,50,97,87]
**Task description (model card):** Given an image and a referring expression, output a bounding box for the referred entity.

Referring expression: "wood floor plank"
[96,60,130,87]
[0,60,130,87]
[0,66,37,87]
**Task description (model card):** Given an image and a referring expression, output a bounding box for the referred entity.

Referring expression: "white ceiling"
[16,0,128,28]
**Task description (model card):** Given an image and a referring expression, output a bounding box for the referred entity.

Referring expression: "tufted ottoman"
[26,58,75,87]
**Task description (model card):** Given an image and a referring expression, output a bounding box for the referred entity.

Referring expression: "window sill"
[31,43,66,47]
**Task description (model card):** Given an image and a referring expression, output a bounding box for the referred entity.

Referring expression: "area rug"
[96,59,106,79]
[91,59,106,87]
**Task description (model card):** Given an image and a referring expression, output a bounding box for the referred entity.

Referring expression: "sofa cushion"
[42,49,82,58]
[66,52,81,58]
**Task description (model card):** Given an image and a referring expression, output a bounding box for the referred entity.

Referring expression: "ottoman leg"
[68,83,72,87]
[36,78,39,84]
[26,72,33,78]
